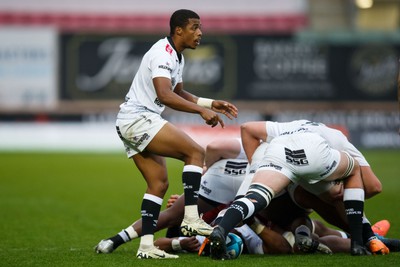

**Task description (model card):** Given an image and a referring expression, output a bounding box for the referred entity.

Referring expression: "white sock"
[184,205,199,220]
[139,234,154,250]
[125,225,139,240]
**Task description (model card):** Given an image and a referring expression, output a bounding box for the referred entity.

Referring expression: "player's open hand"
[211,100,238,120]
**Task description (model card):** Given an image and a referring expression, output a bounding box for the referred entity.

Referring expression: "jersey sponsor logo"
[285,148,309,166]
[280,127,307,136]
[259,163,282,170]
[319,160,337,177]
[302,121,322,127]
[165,43,173,55]
[200,183,212,195]
[224,161,248,175]
[133,133,150,147]
[158,64,172,72]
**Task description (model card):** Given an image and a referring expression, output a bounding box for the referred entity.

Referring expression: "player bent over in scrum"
[239,120,389,255]
[209,130,373,259]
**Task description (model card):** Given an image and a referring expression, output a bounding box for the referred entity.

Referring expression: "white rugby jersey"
[266,120,369,166]
[118,37,184,118]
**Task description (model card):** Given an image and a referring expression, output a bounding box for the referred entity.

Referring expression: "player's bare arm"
[154,236,200,253]
[175,83,238,121]
[240,121,268,163]
[153,77,222,127]
[153,77,200,113]
[204,138,242,169]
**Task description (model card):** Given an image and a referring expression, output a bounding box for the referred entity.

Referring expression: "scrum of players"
[95,120,399,259]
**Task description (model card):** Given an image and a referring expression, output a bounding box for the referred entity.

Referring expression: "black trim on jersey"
[167,36,182,63]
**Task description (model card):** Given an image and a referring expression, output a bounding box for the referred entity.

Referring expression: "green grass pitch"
[0,150,399,266]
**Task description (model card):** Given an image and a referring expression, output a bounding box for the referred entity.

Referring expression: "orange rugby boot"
[372,220,390,237]
[367,238,390,255]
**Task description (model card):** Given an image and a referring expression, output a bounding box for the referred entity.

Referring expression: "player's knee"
[372,181,382,195]
[361,168,382,198]
[184,143,205,165]
[365,181,382,198]
[160,180,169,195]
[150,179,169,196]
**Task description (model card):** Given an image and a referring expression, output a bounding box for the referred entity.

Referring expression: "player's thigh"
[146,122,204,163]
[252,170,291,195]
[296,179,343,202]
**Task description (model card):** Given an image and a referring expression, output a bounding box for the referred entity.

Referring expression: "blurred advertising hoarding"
[237,37,398,101]
[60,34,234,100]
[59,33,398,149]
[60,33,398,102]
[0,27,58,109]
[273,110,399,149]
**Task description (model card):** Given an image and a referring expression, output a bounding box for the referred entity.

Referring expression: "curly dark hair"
[169,9,200,36]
